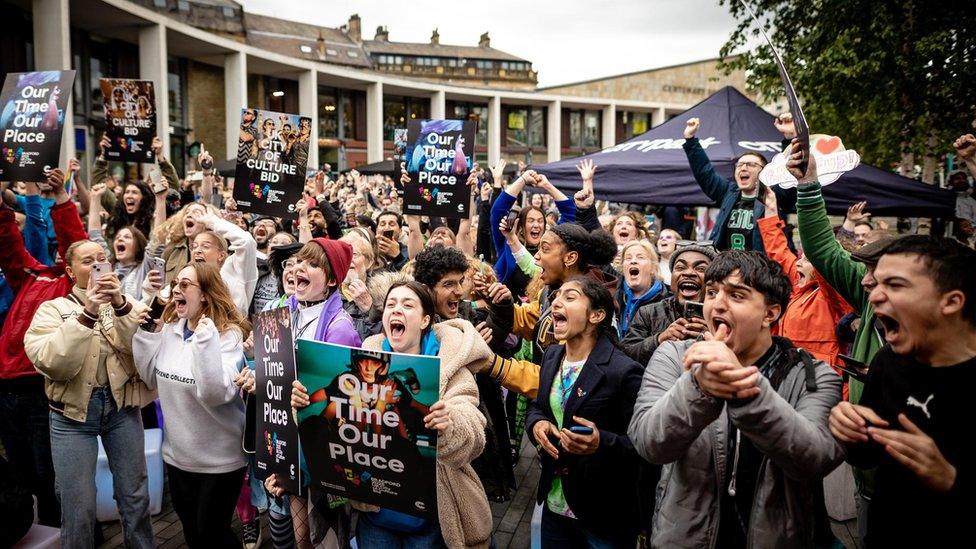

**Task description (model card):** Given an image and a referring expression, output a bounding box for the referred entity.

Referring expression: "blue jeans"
[356,514,447,549]
[540,508,634,549]
[49,387,153,549]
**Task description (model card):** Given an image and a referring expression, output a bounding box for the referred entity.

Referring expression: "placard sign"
[403,118,476,218]
[233,108,312,218]
[100,78,156,163]
[0,70,76,181]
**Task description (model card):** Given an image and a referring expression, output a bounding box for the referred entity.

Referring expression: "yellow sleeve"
[487,355,540,399]
[511,290,542,341]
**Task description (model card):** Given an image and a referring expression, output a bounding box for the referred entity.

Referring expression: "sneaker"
[242,519,261,549]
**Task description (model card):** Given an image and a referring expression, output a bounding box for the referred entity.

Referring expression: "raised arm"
[19,183,54,266]
[69,157,91,217]
[197,143,214,205]
[758,189,798,285]
[681,118,730,203]
[954,134,976,180]
[47,169,88,263]
[454,170,478,257]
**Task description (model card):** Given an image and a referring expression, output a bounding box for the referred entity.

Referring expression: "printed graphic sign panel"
[0,70,76,181]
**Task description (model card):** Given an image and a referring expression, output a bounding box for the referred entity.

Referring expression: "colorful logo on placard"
[250,182,271,199]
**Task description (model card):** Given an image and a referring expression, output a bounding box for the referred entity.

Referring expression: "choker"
[298,299,325,308]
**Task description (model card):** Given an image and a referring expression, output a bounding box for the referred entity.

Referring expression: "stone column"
[32,0,74,169]
[547,100,561,162]
[224,52,247,162]
[487,95,501,163]
[602,103,616,149]
[430,90,446,120]
[298,69,319,169]
[139,23,169,153]
[366,81,383,163]
[652,106,666,127]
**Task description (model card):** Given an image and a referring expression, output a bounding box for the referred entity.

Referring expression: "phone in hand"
[505,210,519,230]
[838,354,868,382]
[91,262,113,281]
[200,156,214,171]
[683,301,704,321]
[569,425,594,436]
[151,256,165,274]
[148,168,167,194]
[382,229,395,240]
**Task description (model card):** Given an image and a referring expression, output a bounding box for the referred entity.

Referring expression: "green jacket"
[796,181,884,404]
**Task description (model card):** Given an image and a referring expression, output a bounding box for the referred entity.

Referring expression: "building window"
[222,7,235,17]
[583,111,600,148]
[569,111,582,148]
[177,0,189,12]
[632,112,649,136]
[529,108,545,147]
[348,51,359,58]
[319,87,338,138]
[326,48,338,56]
[383,96,406,141]
[507,108,527,147]
[153,0,167,8]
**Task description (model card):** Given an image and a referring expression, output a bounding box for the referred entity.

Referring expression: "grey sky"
[237,0,738,87]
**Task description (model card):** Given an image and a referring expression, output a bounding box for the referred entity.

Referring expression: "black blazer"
[526,335,644,539]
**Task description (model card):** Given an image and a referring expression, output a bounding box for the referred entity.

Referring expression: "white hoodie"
[203,214,258,315]
[133,319,247,473]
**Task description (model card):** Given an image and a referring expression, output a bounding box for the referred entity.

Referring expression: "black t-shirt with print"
[721,196,755,251]
[849,345,974,547]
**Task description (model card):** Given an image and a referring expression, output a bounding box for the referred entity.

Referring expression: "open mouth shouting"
[173,294,188,316]
[184,217,197,234]
[388,317,406,340]
[294,273,311,295]
[710,315,733,342]
[617,229,631,243]
[675,276,702,300]
[552,310,568,338]
[115,242,127,257]
[626,265,642,285]
[527,227,543,242]
[124,197,138,214]
[446,300,459,317]
[875,311,902,346]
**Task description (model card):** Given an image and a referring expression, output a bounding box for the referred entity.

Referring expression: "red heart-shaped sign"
[815,136,842,155]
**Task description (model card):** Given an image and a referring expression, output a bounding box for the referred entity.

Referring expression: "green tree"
[718,0,976,182]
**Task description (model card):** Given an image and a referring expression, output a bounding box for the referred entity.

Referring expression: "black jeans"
[0,376,60,526]
[166,464,246,548]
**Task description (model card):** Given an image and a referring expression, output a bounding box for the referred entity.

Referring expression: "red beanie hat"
[310,237,353,285]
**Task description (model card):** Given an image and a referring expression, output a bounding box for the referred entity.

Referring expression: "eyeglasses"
[171,279,199,292]
[281,258,299,269]
[735,161,764,170]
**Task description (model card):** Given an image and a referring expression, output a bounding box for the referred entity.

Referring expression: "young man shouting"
[628,251,843,548]
[829,236,975,546]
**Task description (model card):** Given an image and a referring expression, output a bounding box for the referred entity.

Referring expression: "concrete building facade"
[13,0,746,179]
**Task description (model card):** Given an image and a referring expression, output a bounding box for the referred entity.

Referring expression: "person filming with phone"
[621,242,717,366]
[527,276,643,548]
[24,235,155,547]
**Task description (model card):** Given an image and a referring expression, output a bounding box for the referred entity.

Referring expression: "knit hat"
[310,237,353,285]
[670,242,718,271]
[850,236,897,265]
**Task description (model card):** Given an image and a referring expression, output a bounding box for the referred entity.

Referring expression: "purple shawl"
[287,290,362,347]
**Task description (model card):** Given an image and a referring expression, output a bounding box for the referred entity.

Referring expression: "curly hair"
[549,224,617,270]
[609,211,650,241]
[413,244,469,288]
[152,202,220,246]
[106,181,155,241]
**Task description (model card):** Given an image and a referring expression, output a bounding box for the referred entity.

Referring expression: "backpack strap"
[797,348,818,392]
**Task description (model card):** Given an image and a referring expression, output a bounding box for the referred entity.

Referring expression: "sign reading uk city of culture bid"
[0,70,76,181]
[233,108,312,218]
[100,78,157,163]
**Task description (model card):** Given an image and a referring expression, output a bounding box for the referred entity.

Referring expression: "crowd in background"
[0,115,974,549]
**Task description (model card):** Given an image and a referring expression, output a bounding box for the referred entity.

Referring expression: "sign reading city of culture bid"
[0,70,76,182]
[404,118,477,218]
[233,108,312,218]
[100,78,157,163]
[253,306,301,495]
[296,340,440,520]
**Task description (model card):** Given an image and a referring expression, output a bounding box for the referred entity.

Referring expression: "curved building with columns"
[7,0,750,178]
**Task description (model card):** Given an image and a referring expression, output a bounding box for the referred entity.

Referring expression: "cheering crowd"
[0,115,973,549]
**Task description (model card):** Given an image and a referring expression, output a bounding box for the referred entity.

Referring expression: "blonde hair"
[610,211,650,240]
[341,232,375,271]
[620,239,661,279]
[152,202,220,246]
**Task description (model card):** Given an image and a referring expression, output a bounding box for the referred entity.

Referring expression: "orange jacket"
[758,216,853,371]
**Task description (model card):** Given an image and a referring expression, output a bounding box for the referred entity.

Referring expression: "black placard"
[403,118,476,219]
[233,108,312,218]
[0,70,76,182]
[101,78,156,163]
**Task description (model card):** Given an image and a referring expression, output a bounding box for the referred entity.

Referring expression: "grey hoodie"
[628,339,844,549]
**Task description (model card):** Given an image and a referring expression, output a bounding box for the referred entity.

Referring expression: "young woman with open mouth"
[187,209,258,316]
[527,276,643,548]
[132,262,250,548]
[489,169,576,300]
[289,280,494,548]
[264,238,362,548]
[150,201,221,286]
[615,240,666,339]
[482,223,617,398]
[655,229,681,286]
[88,182,156,302]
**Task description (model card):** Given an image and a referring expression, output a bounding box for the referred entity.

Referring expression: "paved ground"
[96,441,541,549]
[95,439,859,549]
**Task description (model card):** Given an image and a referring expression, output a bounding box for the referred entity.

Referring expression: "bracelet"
[112,298,127,311]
